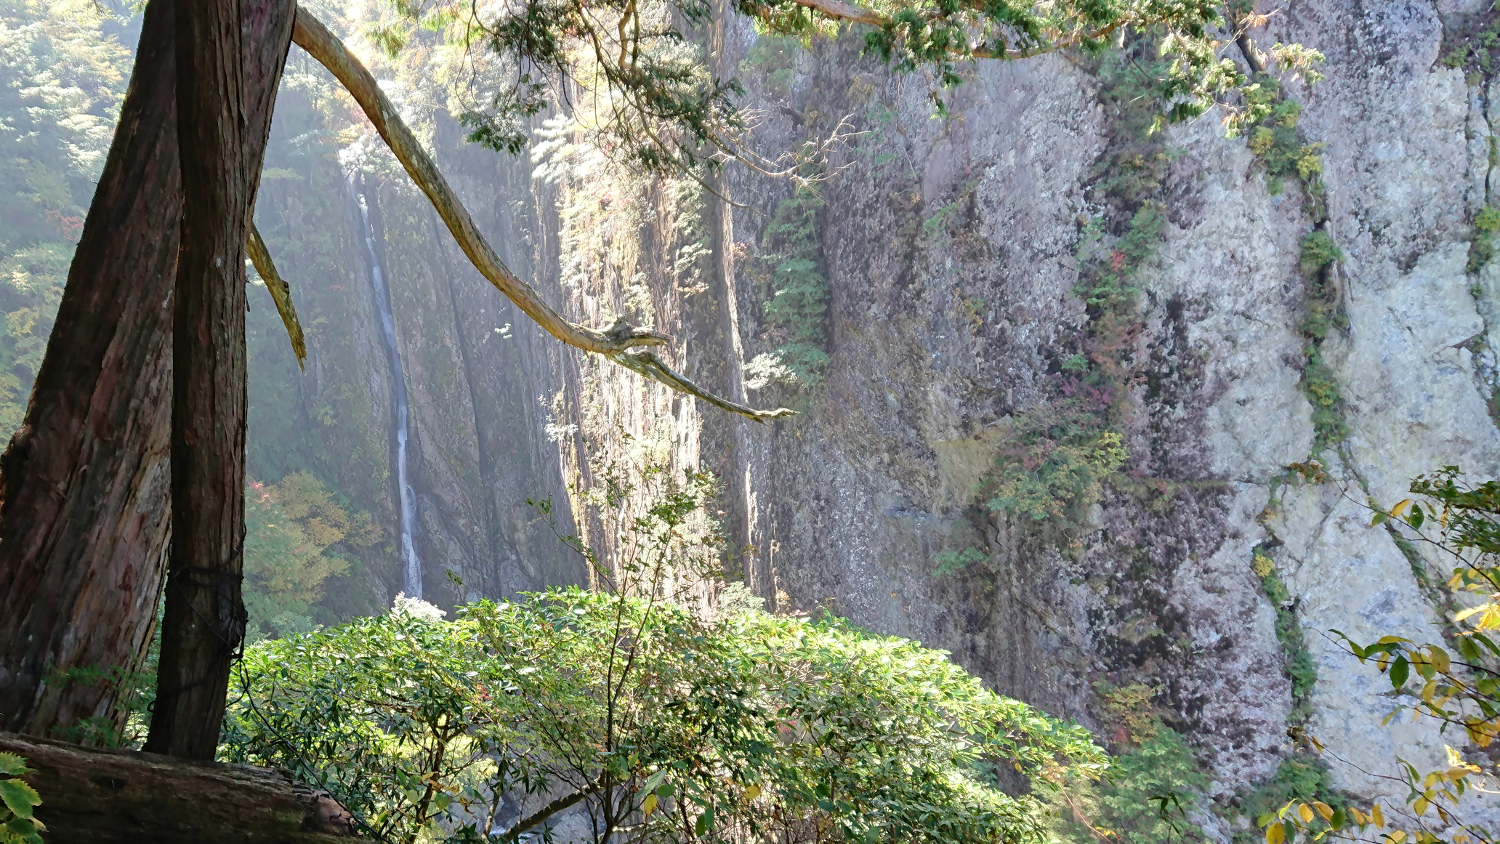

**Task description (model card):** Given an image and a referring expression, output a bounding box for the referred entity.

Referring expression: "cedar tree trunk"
[0,0,180,737]
[0,0,294,742]
[145,0,294,759]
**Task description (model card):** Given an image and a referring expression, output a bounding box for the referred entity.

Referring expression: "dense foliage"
[744,165,831,394]
[224,450,1105,843]
[224,592,1105,843]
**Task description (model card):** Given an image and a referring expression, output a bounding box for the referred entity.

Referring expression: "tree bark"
[146,0,294,759]
[0,731,355,842]
[0,0,180,738]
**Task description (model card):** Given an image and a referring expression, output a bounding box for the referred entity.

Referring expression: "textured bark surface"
[146,0,294,759]
[0,731,355,842]
[0,0,180,737]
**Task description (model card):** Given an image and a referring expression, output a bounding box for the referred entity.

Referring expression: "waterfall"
[352,180,423,599]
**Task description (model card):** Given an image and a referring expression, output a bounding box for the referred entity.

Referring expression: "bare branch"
[248,223,307,370]
[500,782,599,842]
[290,6,793,422]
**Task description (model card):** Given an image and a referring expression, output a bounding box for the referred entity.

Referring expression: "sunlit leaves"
[224,591,1106,843]
[1340,467,1500,843]
[374,0,1320,181]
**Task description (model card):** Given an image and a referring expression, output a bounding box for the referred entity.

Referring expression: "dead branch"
[248,223,307,369]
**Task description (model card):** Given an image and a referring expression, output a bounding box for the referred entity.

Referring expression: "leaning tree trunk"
[0,731,356,842]
[0,0,180,738]
[0,0,294,740]
[145,0,295,759]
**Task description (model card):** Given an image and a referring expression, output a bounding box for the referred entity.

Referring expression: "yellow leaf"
[1312,802,1334,822]
[1455,605,1487,623]
[1391,499,1413,519]
[1414,797,1430,816]
[1372,803,1385,828]
[1267,822,1286,844]
[743,785,762,802]
[1350,808,1366,826]
[643,794,659,816]
[1299,804,1315,824]
[1387,831,1406,844]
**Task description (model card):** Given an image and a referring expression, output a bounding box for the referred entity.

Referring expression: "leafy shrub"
[983,399,1126,524]
[934,545,988,577]
[226,448,1105,843]
[1470,206,1500,272]
[223,591,1106,843]
[0,753,42,844]
[1054,685,1206,844]
[1252,549,1317,719]
[1299,231,1342,276]
[1240,81,1325,198]
[746,171,831,394]
[1234,757,1342,844]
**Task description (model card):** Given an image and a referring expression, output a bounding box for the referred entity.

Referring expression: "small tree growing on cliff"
[1253,469,1500,844]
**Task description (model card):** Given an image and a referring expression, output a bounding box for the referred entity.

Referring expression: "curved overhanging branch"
[248,223,307,370]
[290,7,793,422]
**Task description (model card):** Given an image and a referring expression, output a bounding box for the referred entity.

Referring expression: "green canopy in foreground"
[222,589,1105,843]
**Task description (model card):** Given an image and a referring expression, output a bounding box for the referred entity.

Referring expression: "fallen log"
[0,732,356,842]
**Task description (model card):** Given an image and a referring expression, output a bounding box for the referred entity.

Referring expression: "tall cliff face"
[240,0,1500,819]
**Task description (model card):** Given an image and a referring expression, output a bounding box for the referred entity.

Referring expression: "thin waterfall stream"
[352,179,423,599]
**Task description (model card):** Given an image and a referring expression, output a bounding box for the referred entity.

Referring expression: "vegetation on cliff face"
[744,165,832,395]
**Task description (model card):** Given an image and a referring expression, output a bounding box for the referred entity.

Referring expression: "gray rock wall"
[268,0,1500,818]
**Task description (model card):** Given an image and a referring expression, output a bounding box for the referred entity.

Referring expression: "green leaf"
[6,816,43,844]
[0,780,40,820]
[1408,505,1424,530]
[0,756,26,778]
[641,767,668,796]
[1390,656,1409,688]
[695,807,714,837]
